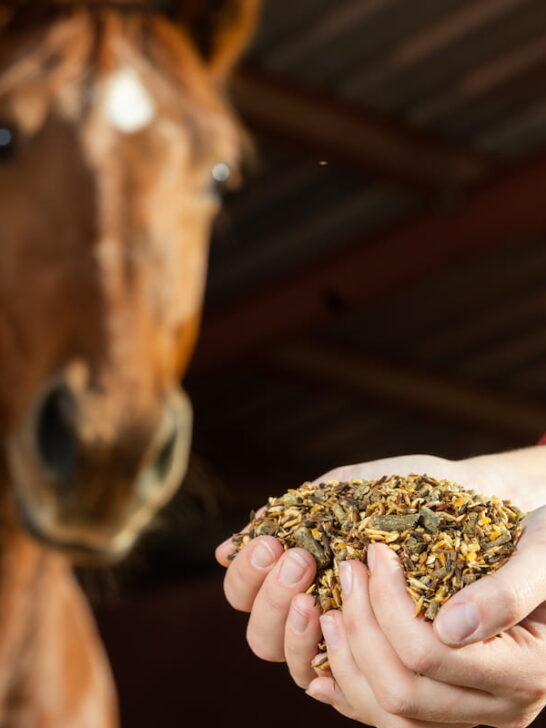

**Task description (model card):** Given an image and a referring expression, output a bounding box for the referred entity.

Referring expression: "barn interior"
[93,1,546,725]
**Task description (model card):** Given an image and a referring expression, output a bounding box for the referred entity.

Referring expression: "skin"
[216,451,546,728]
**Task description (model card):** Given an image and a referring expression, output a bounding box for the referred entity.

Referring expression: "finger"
[368,544,545,700]
[215,538,238,566]
[284,593,323,688]
[312,620,380,724]
[222,536,283,611]
[215,506,268,566]
[368,544,536,696]
[306,679,475,728]
[306,677,359,720]
[341,555,509,724]
[435,507,546,645]
[321,610,475,728]
[246,548,316,662]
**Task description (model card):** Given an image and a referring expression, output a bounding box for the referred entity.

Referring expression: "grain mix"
[230,474,523,624]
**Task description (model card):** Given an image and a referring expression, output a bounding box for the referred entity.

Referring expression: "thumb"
[434,505,546,646]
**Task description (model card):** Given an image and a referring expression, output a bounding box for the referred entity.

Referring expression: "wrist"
[463,451,546,511]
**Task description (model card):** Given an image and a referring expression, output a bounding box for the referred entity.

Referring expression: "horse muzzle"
[5,372,192,561]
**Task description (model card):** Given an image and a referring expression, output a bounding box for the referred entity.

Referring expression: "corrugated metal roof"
[193,0,546,508]
[209,0,546,305]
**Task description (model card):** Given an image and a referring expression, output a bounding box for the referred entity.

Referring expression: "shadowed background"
[94,1,546,724]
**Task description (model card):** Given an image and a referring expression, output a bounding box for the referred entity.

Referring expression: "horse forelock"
[0,3,240,147]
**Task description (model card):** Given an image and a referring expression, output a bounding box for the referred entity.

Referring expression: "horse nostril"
[150,426,178,483]
[35,384,77,483]
[138,409,184,502]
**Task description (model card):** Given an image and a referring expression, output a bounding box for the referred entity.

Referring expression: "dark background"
[93,1,546,725]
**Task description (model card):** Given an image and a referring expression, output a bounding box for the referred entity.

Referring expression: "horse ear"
[175,0,259,77]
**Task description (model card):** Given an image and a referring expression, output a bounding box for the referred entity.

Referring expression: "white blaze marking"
[103,67,155,133]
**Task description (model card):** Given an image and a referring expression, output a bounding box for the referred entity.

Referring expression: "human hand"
[307,504,546,728]
[216,453,546,713]
[215,513,322,671]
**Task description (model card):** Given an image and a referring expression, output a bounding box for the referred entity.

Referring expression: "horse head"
[0,0,257,561]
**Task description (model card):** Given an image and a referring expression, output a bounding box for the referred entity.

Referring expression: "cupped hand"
[306,504,546,728]
[216,455,546,726]
[215,530,320,664]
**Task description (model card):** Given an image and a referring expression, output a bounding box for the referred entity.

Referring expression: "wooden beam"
[191,151,546,375]
[231,68,495,192]
[271,342,546,440]
[415,287,546,359]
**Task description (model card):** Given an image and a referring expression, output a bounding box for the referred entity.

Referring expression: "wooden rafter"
[270,342,546,440]
[192,150,546,375]
[231,68,496,192]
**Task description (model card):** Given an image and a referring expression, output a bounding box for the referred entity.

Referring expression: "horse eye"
[210,162,233,196]
[0,124,16,163]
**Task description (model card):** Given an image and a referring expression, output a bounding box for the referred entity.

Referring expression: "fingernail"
[306,687,330,704]
[250,541,276,569]
[367,544,376,572]
[320,615,340,650]
[339,561,352,596]
[289,605,309,634]
[435,603,480,644]
[279,551,308,586]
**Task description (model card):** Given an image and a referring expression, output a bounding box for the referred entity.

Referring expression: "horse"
[0,0,258,724]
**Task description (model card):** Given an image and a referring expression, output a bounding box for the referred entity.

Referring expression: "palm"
[333,454,546,512]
